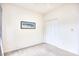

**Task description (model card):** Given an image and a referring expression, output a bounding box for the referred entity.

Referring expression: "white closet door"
[45,20,64,46]
[45,20,79,54]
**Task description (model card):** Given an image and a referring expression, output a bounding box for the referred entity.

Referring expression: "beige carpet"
[4,43,77,56]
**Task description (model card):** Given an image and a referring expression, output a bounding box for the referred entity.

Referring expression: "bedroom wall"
[44,4,79,54]
[2,4,44,53]
[0,5,2,38]
[0,5,2,56]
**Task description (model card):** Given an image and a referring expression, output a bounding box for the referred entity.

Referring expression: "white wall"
[0,6,2,37]
[44,4,79,54]
[0,5,2,56]
[2,4,44,53]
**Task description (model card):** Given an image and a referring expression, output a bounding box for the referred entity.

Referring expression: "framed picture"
[21,21,36,29]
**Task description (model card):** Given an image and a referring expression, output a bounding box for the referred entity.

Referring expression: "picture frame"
[21,21,36,29]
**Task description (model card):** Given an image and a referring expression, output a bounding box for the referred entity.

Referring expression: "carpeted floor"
[4,43,78,56]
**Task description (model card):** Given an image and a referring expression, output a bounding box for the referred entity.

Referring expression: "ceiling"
[14,3,64,15]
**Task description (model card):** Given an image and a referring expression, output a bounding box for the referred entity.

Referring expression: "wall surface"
[0,6,2,56]
[44,4,79,54]
[2,4,44,53]
[0,6,2,37]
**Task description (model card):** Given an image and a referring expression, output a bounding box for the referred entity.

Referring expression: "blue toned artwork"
[21,21,36,29]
